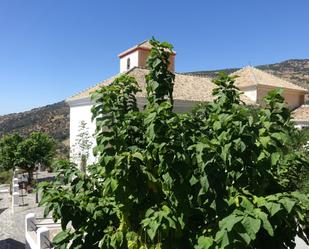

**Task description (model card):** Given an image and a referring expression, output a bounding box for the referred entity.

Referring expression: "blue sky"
[0,0,308,115]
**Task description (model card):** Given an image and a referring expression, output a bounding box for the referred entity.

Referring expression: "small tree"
[17,132,55,184]
[71,120,93,172]
[0,133,23,171]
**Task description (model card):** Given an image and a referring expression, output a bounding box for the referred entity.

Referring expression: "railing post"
[11,177,20,211]
[37,226,50,249]
[13,177,19,186]
[37,188,42,203]
[13,183,19,193]
[12,192,19,208]
[25,213,36,232]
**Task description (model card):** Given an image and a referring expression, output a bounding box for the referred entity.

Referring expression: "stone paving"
[0,189,44,249]
[0,172,53,249]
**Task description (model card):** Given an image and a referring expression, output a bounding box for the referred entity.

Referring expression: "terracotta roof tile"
[292,105,309,122]
[66,67,256,106]
[232,66,308,92]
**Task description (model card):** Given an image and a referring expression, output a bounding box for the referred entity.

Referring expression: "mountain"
[0,59,308,158]
[184,59,309,91]
[0,101,70,156]
[258,59,309,90]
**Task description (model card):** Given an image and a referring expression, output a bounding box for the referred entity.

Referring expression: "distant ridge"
[184,59,309,91]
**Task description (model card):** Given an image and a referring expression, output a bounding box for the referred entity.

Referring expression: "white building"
[66,41,308,164]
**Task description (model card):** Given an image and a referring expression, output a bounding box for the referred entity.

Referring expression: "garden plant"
[39,39,309,249]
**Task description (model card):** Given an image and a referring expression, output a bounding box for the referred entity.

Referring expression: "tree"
[71,120,93,172]
[39,38,309,249]
[0,133,23,171]
[16,132,55,184]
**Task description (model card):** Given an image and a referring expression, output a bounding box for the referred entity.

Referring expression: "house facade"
[66,41,309,165]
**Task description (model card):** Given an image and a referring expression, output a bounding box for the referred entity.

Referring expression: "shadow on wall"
[0,238,25,249]
[0,208,7,215]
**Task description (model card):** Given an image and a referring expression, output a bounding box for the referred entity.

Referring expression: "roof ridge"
[248,66,260,86]
[174,72,213,81]
[137,40,150,47]
[252,66,307,91]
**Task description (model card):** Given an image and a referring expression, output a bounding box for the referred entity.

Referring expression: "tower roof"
[118,40,176,58]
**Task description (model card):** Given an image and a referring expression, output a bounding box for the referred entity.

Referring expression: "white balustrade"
[25,213,52,249]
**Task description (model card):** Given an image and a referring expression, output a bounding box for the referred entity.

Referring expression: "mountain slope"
[0,101,69,156]
[258,59,309,90]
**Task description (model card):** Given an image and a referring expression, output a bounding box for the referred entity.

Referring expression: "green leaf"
[264,202,282,217]
[132,152,143,161]
[238,231,251,245]
[260,136,270,147]
[241,216,261,240]
[189,175,199,186]
[279,198,295,213]
[215,229,229,248]
[195,236,214,249]
[53,230,71,245]
[200,175,209,194]
[219,215,243,232]
[254,209,274,236]
[213,121,221,130]
[147,222,160,241]
[111,178,119,191]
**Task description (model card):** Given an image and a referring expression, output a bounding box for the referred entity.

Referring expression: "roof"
[66,67,256,105]
[232,66,308,92]
[118,40,176,58]
[292,105,309,122]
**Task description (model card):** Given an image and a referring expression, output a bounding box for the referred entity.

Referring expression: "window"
[127,58,131,70]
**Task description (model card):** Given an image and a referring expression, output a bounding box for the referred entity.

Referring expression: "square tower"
[118,40,176,73]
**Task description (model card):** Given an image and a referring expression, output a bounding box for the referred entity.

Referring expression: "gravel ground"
[0,172,53,249]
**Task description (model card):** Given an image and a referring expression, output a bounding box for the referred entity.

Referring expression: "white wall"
[70,103,97,164]
[120,50,139,73]
[68,98,199,165]
[243,88,257,102]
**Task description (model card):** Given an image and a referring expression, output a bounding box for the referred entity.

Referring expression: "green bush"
[39,39,309,249]
[0,170,12,184]
[0,131,55,185]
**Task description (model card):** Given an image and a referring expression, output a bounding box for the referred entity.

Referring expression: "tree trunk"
[27,169,33,186]
[80,154,87,173]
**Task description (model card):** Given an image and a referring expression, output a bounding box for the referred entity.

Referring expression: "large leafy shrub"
[40,39,309,249]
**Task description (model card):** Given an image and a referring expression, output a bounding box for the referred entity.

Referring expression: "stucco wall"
[120,50,139,73]
[243,88,257,102]
[138,50,175,72]
[70,104,97,165]
[69,98,198,164]
[283,92,305,110]
[257,86,305,109]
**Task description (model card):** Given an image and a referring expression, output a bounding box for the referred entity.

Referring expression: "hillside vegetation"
[0,101,69,156]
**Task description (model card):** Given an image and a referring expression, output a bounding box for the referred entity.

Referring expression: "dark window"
[127,58,131,70]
